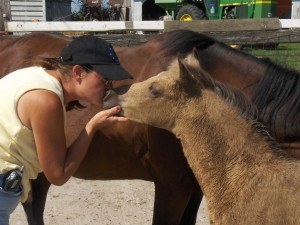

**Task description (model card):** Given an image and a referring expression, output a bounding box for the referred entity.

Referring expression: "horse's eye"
[149,85,159,98]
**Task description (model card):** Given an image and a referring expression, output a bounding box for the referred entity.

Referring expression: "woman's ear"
[72,65,84,83]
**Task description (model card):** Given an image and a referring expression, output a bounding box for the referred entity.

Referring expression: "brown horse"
[118,51,300,225]
[0,32,203,225]
[0,30,300,224]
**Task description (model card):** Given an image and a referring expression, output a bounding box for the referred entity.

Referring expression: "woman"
[0,35,132,224]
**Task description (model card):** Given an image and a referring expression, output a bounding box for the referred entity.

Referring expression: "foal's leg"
[148,127,200,225]
[22,173,50,225]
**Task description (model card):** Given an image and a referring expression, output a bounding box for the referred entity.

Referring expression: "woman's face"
[78,67,111,107]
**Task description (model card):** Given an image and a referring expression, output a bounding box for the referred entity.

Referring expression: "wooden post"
[0,0,11,31]
[130,0,146,21]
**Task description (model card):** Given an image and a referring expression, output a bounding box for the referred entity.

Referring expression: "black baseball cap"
[60,35,133,80]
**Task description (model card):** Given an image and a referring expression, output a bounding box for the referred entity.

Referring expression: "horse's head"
[117,49,214,130]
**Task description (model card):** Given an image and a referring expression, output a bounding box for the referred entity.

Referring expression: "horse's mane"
[180,59,287,157]
[212,78,287,156]
[252,60,300,141]
[217,41,266,65]
[155,30,215,57]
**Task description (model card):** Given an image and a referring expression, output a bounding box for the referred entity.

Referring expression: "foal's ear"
[178,52,215,92]
[190,48,216,89]
[178,54,203,96]
[192,47,200,63]
[178,50,201,79]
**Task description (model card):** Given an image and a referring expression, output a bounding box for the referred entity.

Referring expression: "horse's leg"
[180,184,203,225]
[22,173,50,225]
[148,127,200,225]
[153,180,199,225]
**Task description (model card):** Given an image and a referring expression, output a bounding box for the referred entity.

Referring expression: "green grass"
[242,43,300,71]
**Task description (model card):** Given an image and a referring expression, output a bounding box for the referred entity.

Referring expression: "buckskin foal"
[1,30,300,225]
[118,51,300,225]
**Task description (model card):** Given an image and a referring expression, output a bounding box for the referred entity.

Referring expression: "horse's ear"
[192,47,200,64]
[178,53,215,93]
[178,50,201,77]
[189,49,217,89]
[178,54,204,96]
[178,55,192,84]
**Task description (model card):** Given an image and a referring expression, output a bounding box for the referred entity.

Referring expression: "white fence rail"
[3,19,300,33]
[280,19,300,28]
[4,21,164,32]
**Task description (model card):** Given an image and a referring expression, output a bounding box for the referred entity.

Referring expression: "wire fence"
[242,42,300,71]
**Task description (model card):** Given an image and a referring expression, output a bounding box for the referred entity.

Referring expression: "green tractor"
[154,0,277,20]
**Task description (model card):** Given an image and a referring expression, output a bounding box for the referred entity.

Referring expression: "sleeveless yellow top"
[0,67,66,202]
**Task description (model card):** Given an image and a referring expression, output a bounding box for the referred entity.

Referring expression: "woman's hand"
[87,106,128,134]
[25,90,128,185]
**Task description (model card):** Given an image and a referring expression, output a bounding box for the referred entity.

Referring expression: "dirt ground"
[10,178,209,225]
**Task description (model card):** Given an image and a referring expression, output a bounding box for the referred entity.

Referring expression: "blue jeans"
[0,173,22,225]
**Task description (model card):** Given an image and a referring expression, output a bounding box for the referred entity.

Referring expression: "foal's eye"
[149,85,159,98]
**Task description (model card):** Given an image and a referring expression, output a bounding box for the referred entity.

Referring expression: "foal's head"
[118,50,219,130]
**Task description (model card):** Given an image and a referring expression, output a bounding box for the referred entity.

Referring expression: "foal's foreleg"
[22,173,51,225]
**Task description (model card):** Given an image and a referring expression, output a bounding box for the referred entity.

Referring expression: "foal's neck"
[172,91,278,201]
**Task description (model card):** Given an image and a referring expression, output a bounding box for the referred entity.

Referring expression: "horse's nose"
[103,85,131,109]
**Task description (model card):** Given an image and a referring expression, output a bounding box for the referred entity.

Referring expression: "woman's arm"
[18,89,126,185]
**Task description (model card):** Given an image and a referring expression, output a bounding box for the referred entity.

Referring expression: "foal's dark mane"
[159,30,300,153]
[193,66,286,157]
